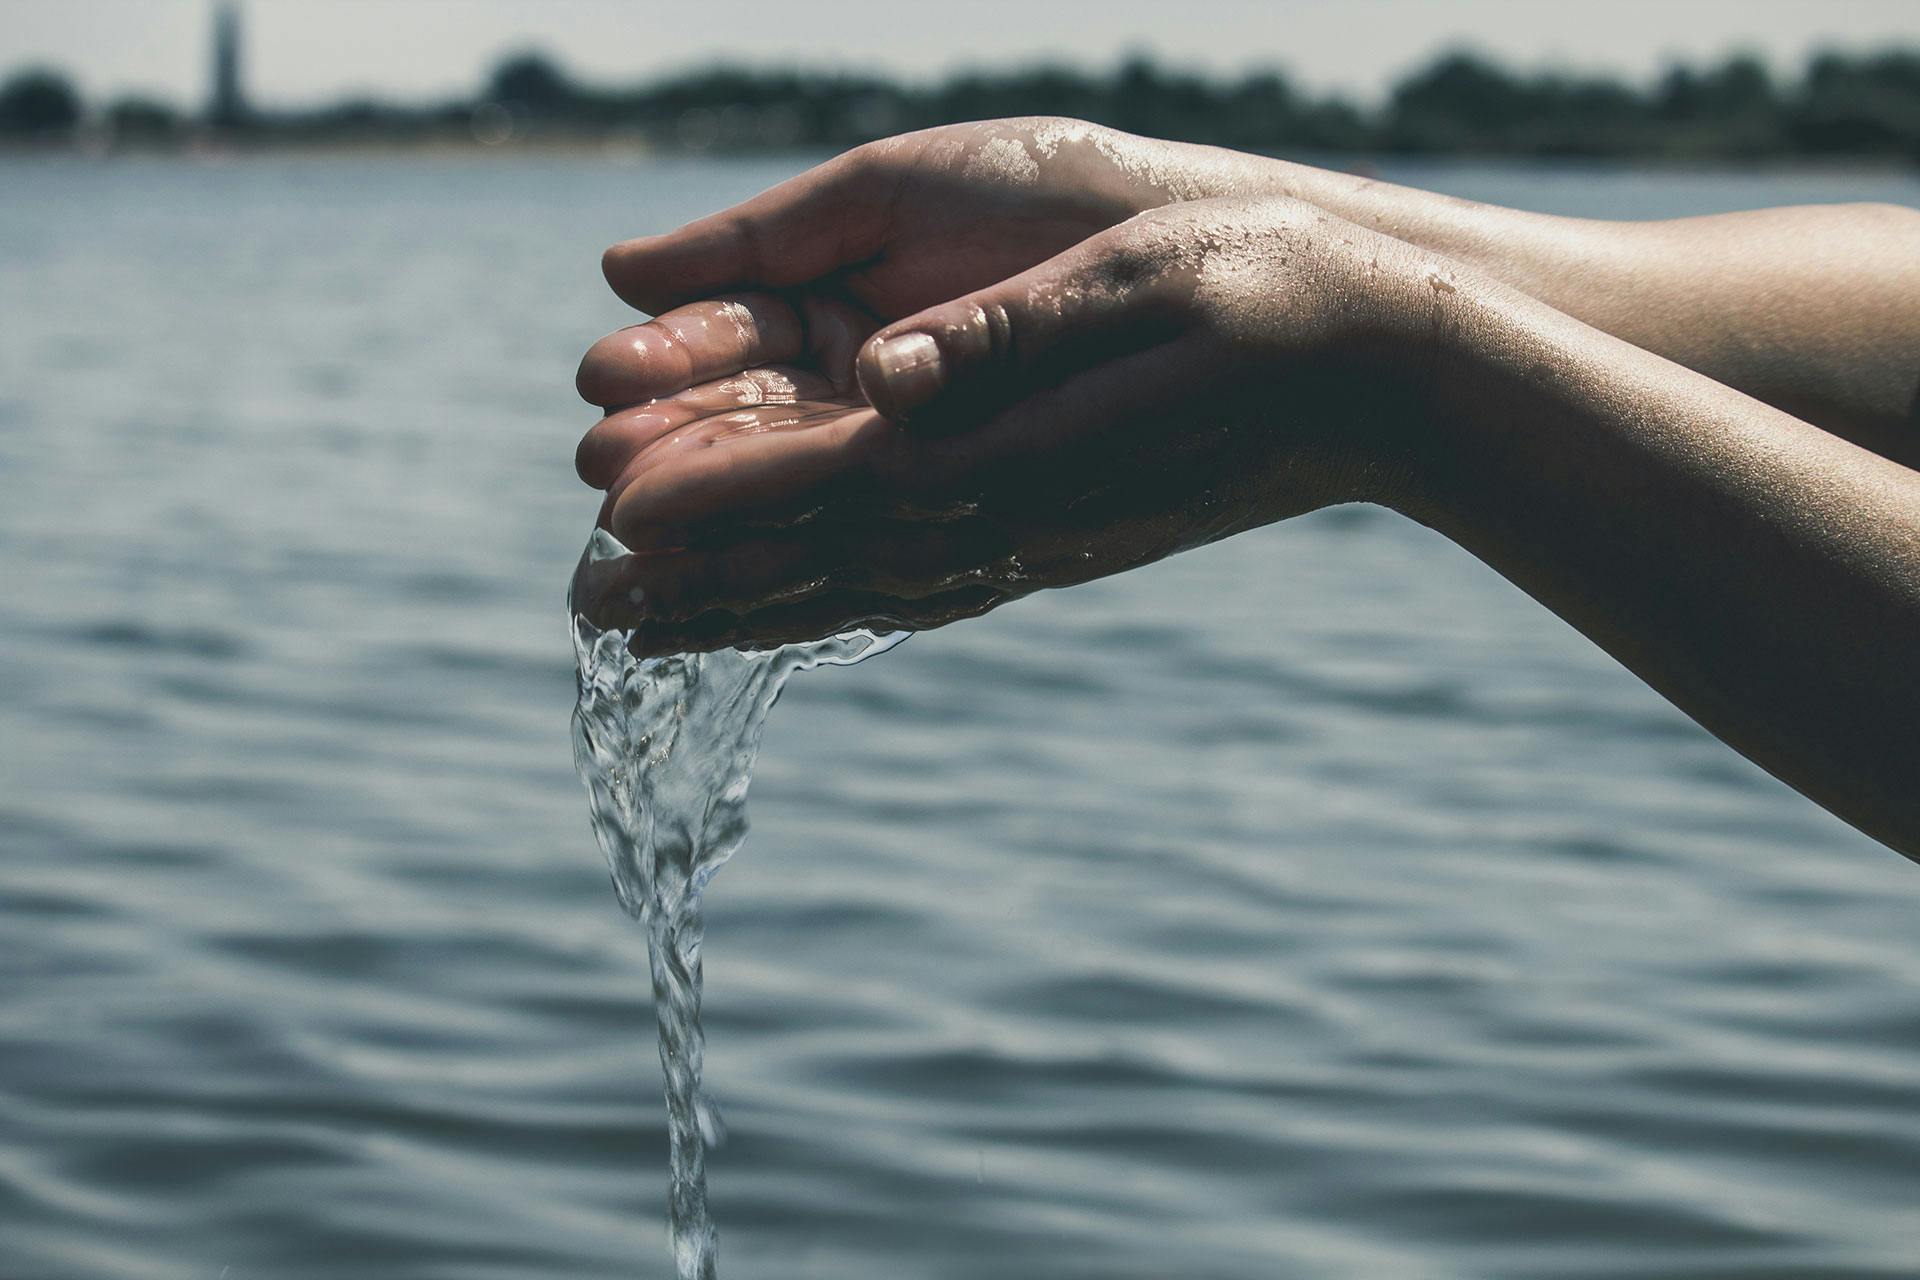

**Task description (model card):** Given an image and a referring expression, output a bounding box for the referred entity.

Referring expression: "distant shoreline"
[7,47,1920,171]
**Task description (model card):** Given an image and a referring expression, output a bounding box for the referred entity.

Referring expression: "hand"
[575,117,1199,562]
[571,118,1259,500]
[572,197,1464,654]
[583,117,1258,341]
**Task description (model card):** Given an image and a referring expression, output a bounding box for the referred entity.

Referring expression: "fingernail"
[870,332,945,408]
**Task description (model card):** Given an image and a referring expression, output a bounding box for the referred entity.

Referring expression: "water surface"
[2,153,1917,1279]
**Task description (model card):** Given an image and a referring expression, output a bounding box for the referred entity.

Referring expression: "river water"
[2,152,1918,1279]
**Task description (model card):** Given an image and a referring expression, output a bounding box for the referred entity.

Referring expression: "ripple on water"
[7,159,1920,1280]
[66,619,251,661]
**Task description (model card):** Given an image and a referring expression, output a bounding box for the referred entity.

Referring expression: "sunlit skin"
[572,118,1920,861]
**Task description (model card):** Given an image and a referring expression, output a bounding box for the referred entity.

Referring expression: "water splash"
[568,529,901,1278]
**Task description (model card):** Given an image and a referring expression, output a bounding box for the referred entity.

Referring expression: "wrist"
[1389,274,1588,534]
[1312,256,1503,524]
[1326,249,1503,517]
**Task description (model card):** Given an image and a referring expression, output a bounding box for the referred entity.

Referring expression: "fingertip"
[607,501,670,556]
[606,471,696,555]
[576,426,603,487]
[858,330,947,424]
[600,238,644,303]
[601,235,692,316]
[599,239,631,284]
[602,212,755,315]
[577,411,645,489]
[574,325,663,409]
[574,341,610,407]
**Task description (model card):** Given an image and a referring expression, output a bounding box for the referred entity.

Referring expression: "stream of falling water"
[568,529,901,1278]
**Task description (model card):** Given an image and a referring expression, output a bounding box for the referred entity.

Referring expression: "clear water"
[4,155,1919,1279]
[570,530,901,1278]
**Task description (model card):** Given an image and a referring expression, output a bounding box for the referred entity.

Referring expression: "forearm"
[1398,280,1920,861]
[1184,146,1920,452]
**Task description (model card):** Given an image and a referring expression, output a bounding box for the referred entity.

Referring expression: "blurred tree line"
[5,46,1920,162]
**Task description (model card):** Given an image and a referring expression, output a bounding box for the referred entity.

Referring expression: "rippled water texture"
[3,156,1919,1279]
[570,529,899,1278]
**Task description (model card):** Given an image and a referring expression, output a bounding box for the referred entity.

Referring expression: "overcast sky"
[8,0,1919,109]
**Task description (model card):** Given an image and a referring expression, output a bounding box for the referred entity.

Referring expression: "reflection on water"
[1,155,1918,1279]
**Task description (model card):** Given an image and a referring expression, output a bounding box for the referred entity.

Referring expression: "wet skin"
[586,118,1920,449]
[572,118,1920,861]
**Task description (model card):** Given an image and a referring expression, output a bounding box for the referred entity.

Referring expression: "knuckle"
[724,214,765,280]
[976,299,1016,367]
[1256,194,1319,229]
[839,138,888,175]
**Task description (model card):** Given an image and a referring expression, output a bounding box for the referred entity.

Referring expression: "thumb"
[855,229,1179,430]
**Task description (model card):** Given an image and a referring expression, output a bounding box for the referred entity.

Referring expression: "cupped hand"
[570,117,1283,561]
[572,197,1466,654]
[587,117,1255,344]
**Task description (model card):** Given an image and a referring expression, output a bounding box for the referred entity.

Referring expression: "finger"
[575,293,804,410]
[582,536,1011,656]
[575,366,840,489]
[607,405,899,549]
[901,328,1228,482]
[576,399,703,490]
[854,219,1188,428]
[601,148,890,315]
[580,538,823,629]
[626,583,1007,658]
[605,330,1224,552]
[588,519,1019,625]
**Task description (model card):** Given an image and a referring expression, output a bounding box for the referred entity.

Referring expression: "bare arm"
[1256,164,1920,457]
[1021,123,1920,452]
[610,119,1920,460]
[589,118,1920,457]
[576,139,1920,862]
[1410,275,1920,859]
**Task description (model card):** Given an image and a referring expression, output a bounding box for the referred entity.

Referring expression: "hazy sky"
[8,0,1919,109]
